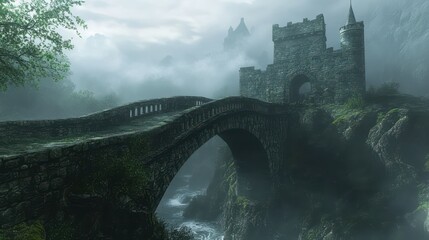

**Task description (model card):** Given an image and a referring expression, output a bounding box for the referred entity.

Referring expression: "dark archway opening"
[219,129,271,201]
[156,137,225,238]
[155,130,271,238]
[290,74,312,103]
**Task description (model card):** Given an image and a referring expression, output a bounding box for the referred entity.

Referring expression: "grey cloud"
[68,0,429,104]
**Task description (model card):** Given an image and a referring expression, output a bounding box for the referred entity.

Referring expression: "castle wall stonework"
[240,10,366,104]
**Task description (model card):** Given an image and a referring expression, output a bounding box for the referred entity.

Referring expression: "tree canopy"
[0,0,86,90]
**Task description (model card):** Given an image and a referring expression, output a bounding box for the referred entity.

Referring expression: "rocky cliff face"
[366,0,429,96]
[186,95,429,240]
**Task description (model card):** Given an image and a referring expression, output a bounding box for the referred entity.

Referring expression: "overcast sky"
[66,0,429,101]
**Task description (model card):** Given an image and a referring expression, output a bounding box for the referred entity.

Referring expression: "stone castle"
[240,4,366,104]
[224,18,251,50]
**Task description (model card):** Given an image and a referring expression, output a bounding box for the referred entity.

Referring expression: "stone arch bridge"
[0,96,291,226]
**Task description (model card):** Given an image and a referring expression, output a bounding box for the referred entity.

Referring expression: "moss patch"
[417,202,429,212]
[0,219,78,240]
[345,95,366,110]
[45,220,75,240]
[129,135,151,156]
[376,111,387,124]
[1,217,193,240]
[424,154,429,173]
[417,184,429,211]
[222,160,237,197]
[0,221,45,240]
[72,153,149,202]
[375,108,404,126]
[331,106,365,126]
[300,224,331,240]
[236,196,250,209]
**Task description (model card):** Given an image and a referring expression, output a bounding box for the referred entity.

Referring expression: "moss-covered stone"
[330,104,365,126]
[424,155,429,173]
[72,153,149,202]
[376,111,387,124]
[1,216,194,240]
[53,151,152,239]
[129,135,152,156]
[0,221,45,240]
[44,220,75,240]
[236,196,251,209]
[345,95,366,110]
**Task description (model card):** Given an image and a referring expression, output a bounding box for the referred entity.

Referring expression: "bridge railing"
[140,97,288,161]
[89,96,211,121]
[0,96,212,142]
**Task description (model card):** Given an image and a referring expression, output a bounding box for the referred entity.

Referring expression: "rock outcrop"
[186,95,429,240]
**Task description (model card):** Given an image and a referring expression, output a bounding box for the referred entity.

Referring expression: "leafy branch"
[0,0,87,90]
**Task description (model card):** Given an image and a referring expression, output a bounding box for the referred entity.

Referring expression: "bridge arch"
[156,129,271,220]
[219,128,271,201]
[149,118,274,210]
[139,98,288,211]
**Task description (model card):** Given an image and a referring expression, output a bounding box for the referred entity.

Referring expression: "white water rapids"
[156,174,224,240]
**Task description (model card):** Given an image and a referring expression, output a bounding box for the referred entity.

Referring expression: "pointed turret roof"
[228,26,234,35]
[347,1,356,25]
[235,17,250,36]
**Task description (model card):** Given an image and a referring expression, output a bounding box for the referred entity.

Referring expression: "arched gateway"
[289,74,312,103]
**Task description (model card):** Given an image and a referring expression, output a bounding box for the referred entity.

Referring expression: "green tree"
[0,0,86,90]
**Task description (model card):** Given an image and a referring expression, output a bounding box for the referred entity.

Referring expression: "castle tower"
[272,14,327,63]
[339,1,366,100]
[224,18,251,50]
[239,5,367,105]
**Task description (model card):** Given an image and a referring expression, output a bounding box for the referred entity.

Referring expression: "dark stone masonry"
[0,96,289,228]
[240,5,366,104]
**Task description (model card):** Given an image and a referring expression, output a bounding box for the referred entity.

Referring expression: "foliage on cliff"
[0,221,45,240]
[0,218,194,240]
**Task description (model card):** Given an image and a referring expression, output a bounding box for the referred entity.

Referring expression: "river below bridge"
[155,137,226,240]
[156,173,224,240]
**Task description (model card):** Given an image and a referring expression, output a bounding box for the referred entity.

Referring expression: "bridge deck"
[0,96,289,159]
[0,111,186,157]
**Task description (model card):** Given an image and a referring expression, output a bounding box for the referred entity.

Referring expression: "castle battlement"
[273,14,325,42]
[339,21,364,32]
[240,4,366,104]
